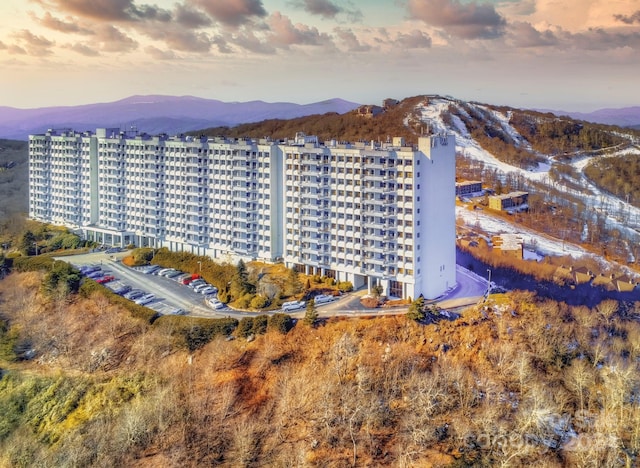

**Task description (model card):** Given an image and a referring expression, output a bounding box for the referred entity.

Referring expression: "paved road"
[58,251,487,320]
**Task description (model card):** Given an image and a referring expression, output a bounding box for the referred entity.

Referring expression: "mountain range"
[2,94,639,141]
[0,95,360,140]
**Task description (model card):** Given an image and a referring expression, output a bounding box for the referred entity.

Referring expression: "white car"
[199,286,217,295]
[134,293,155,305]
[282,300,306,311]
[193,283,211,293]
[314,294,335,304]
[205,297,224,310]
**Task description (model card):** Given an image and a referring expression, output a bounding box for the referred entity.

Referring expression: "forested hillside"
[2,271,640,466]
[0,139,28,221]
[191,96,427,144]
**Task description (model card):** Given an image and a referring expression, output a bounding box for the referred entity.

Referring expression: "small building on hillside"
[491,234,524,259]
[383,98,399,109]
[356,105,383,118]
[613,274,637,292]
[488,191,529,211]
[555,265,595,285]
[456,180,483,197]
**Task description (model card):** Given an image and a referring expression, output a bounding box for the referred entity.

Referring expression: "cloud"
[68,42,100,56]
[267,12,330,47]
[232,30,276,54]
[12,30,55,56]
[288,0,362,22]
[559,27,640,51]
[212,35,233,53]
[189,0,267,27]
[33,0,171,22]
[94,25,138,52]
[408,0,506,39]
[614,10,640,24]
[334,27,370,52]
[36,12,94,34]
[144,45,177,59]
[395,29,432,49]
[7,44,28,55]
[507,21,557,48]
[175,3,212,28]
[148,29,213,52]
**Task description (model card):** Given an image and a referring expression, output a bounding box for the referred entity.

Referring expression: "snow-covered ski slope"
[413,96,640,260]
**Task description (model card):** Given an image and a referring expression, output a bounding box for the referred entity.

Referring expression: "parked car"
[314,294,336,305]
[109,283,131,295]
[189,279,206,289]
[182,274,201,285]
[205,297,225,310]
[86,270,104,279]
[96,275,115,284]
[199,286,217,295]
[282,300,306,311]
[193,283,211,293]
[156,268,175,276]
[134,294,155,305]
[174,273,191,282]
[124,289,145,300]
[165,270,183,279]
[142,265,161,274]
[80,265,101,275]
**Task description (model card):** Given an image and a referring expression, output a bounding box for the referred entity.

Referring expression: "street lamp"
[197,261,202,273]
[486,268,492,297]
[33,242,38,256]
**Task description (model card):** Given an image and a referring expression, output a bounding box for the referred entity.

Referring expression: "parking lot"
[60,251,229,318]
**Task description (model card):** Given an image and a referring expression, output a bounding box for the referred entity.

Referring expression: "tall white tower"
[413,135,457,299]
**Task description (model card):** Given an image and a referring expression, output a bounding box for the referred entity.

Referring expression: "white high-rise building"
[29,128,455,299]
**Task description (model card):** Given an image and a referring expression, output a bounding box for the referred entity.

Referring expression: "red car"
[182,274,201,285]
[96,275,115,284]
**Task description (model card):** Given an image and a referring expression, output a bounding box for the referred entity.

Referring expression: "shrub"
[130,248,154,266]
[237,317,254,338]
[250,294,269,310]
[154,316,238,352]
[12,256,53,272]
[268,313,294,334]
[337,281,353,292]
[252,315,268,335]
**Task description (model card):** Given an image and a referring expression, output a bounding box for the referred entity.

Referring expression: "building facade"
[488,191,529,211]
[30,128,456,299]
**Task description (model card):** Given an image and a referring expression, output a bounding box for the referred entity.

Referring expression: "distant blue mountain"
[542,106,640,128]
[0,95,361,140]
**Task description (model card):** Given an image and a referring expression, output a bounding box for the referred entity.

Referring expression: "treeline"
[584,153,640,207]
[191,96,427,144]
[0,140,28,222]
[509,111,628,156]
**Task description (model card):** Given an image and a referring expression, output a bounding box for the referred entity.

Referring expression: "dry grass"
[2,272,640,466]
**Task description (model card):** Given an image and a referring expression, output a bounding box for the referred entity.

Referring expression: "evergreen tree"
[230,259,254,299]
[304,300,318,327]
[20,230,36,256]
[284,268,302,297]
[406,297,426,321]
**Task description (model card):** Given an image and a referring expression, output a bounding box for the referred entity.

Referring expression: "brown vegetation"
[3,271,640,466]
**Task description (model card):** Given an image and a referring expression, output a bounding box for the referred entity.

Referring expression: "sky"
[0,0,639,111]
